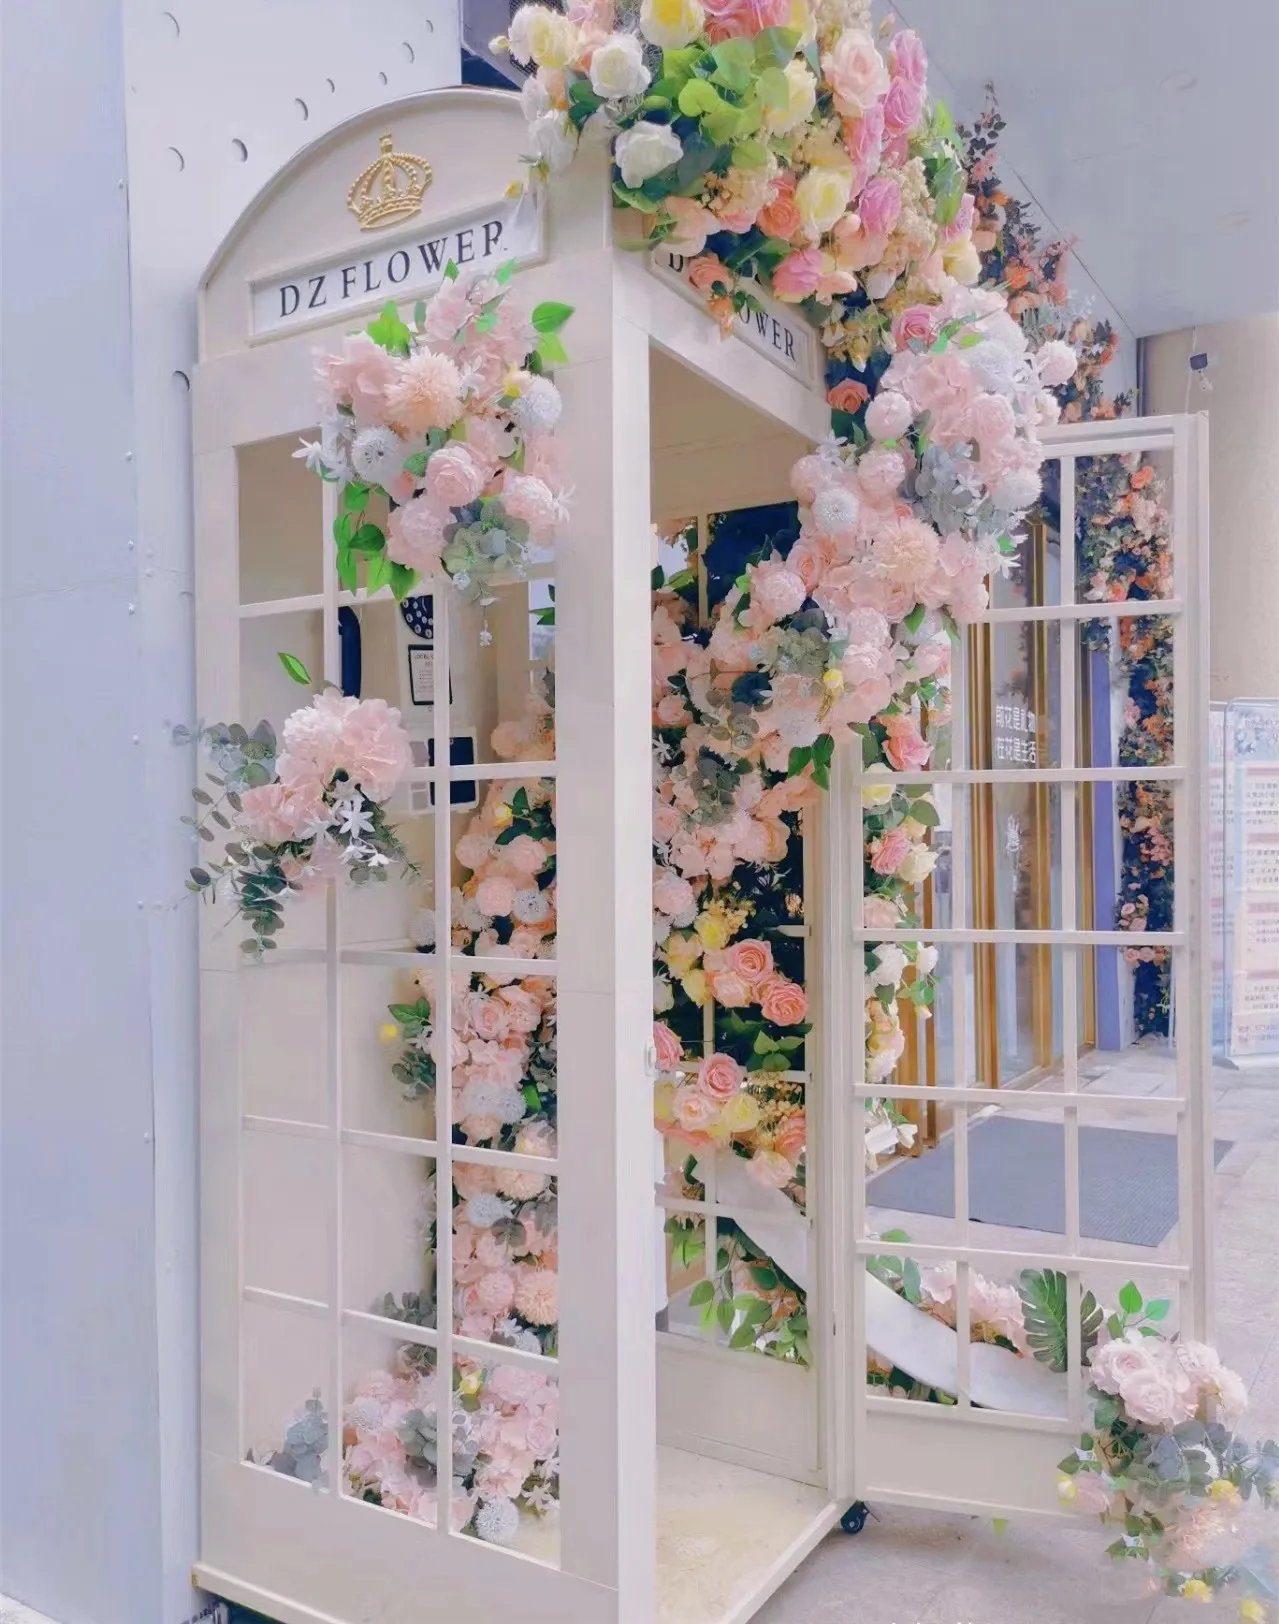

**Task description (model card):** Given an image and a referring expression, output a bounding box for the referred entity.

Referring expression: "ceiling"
[893,0,1279,338]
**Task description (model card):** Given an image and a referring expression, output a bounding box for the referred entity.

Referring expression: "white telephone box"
[192,86,1212,1624]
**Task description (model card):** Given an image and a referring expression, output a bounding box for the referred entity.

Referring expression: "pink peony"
[316,332,400,423]
[870,826,912,876]
[385,349,464,435]
[864,390,915,441]
[279,690,411,802]
[823,28,889,117]
[759,975,808,1026]
[771,247,824,303]
[476,875,518,918]
[653,1021,683,1072]
[239,778,327,844]
[701,0,790,41]
[653,869,697,919]
[749,558,808,624]
[856,446,907,501]
[857,175,902,238]
[697,1051,745,1101]
[387,495,447,575]
[425,442,488,509]
[500,473,560,540]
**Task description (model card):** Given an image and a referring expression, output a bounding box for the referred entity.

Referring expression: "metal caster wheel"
[840,1500,870,1535]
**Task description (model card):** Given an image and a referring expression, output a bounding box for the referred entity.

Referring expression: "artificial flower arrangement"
[183,690,413,955]
[302,261,573,603]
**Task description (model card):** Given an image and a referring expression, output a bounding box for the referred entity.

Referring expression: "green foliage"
[1018,1268,1104,1371]
[277,651,312,686]
[364,300,412,357]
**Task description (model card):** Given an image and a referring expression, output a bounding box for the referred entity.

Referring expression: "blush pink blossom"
[316,332,401,423]
[771,246,824,303]
[708,968,752,1007]
[857,174,902,238]
[870,826,912,876]
[653,869,697,919]
[843,102,885,177]
[674,1083,719,1134]
[387,495,448,574]
[882,713,931,773]
[889,29,927,87]
[862,893,901,929]
[476,875,518,918]
[425,442,488,509]
[757,172,802,241]
[882,75,925,136]
[239,778,327,844]
[700,0,790,41]
[513,1266,558,1326]
[823,28,890,117]
[697,1052,745,1102]
[759,975,808,1025]
[653,1022,683,1072]
[891,304,939,350]
[748,1149,795,1188]
[727,938,773,983]
[856,446,907,502]
[665,195,719,256]
[749,558,808,624]
[500,473,560,540]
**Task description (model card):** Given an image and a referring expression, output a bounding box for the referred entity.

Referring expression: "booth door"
[841,413,1211,1514]
[193,318,655,1624]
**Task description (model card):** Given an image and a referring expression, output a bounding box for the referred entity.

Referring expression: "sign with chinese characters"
[251,191,543,339]
[993,699,1039,765]
[647,249,818,384]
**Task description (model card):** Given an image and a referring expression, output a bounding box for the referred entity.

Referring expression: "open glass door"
[843,413,1212,1514]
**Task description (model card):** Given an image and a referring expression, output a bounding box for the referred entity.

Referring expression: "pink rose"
[823,28,889,117]
[653,869,697,919]
[883,713,931,773]
[653,1022,683,1072]
[708,968,751,1007]
[749,558,808,624]
[771,247,824,303]
[861,893,901,929]
[239,778,326,845]
[666,195,718,256]
[892,304,939,350]
[701,0,790,41]
[469,996,512,1042]
[857,175,902,238]
[525,1414,558,1459]
[843,103,885,175]
[697,1052,745,1101]
[747,1149,794,1188]
[476,875,517,918]
[727,938,773,983]
[882,76,925,137]
[674,1083,719,1134]
[774,1109,806,1165]
[870,826,911,876]
[425,442,487,509]
[687,254,728,294]
[888,28,927,88]
[758,975,808,1026]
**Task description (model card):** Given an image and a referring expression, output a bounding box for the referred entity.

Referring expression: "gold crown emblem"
[347,134,432,231]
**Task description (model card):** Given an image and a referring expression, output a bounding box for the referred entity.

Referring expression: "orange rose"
[827,378,870,414]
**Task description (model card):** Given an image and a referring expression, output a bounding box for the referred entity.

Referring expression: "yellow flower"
[942,233,981,287]
[900,816,926,840]
[1240,1599,1267,1623]
[694,909,731,952]
[795,164,853,239]
[639,0,704,49]
[493,801,514,828]
[1209,1478,1242,1504]
[458,1367,483,1397]
[1179,1579,1212,1603]
[719,1091,762,1134]
[823,667,845,693]
[681,968,708,1006]
[1056,1474,1078,1503]
[665,931,702,976]
[654,1080,678,1125]
[378,1022,400,1045]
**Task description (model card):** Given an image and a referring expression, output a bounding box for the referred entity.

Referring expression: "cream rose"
[508,3,578,67]
[640,0,705,48]
[896,845,937,884]
[763,60,818,135]
[588,33,651,100]
[795,164,853,239]
[860,764,896,807]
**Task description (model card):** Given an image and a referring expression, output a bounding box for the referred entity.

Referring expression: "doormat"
[868,1116,1231,1248]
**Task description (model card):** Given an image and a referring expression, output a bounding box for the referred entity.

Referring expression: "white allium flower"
[493,1088,528,1125]
[474,1496,521,1545]
[614,121,683,188]
[588,33,651,100]
[993,468,1043,513]
[409,907,437,948]
[811,484,860,539]
[510,376,563,434]
[512,887,550,925]
[465,1192,513,1229]
[350,424,409,486]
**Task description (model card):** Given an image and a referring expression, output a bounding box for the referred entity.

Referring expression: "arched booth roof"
[197,84,831,445]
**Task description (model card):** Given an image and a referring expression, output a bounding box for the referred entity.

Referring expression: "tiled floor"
[758,1046,1279,1624]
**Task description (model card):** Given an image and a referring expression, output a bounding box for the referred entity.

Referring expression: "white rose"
[588,33,651,100]
[614,121,683,188]
[871,943,908,989]
[529,110,579,176]
[915,944,939,977]
[653,974,674,1013]
[1035,338,1078,388]
[896,845,937,884]
[508,3,578,67]
[639,0,705,50]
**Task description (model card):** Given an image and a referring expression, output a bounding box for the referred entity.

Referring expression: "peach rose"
[696,1051,745,1101]
[727,937,773,984]
[827,378,870,414]
[758,975,808,1026]
[653,1021,683,1072]
[870,826,911,876]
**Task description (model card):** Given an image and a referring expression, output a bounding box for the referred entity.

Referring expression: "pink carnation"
[425,442,487,509]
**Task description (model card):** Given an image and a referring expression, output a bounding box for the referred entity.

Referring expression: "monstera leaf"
[1018,1268,1104,1372]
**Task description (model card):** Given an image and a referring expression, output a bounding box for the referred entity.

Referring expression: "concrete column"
[1144,314,1279,701]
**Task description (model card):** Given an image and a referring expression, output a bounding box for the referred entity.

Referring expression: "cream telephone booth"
[192,86,1214,1624]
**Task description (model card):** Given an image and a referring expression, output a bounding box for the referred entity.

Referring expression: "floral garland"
[964,92,1174,1034]
[183,691,414,955]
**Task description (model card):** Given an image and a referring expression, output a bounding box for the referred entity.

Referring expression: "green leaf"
[413,299,427,327]
[364,300,413,357]
[277,651,312,686]
[443,259,459,281]
[732,137,769,169]
[350,523,386,556]
[535,331,569,368]
[661,44,704,86]
[531,300,574,335]
[787,746,813,776]
[880,1228,911,1244]
[756,65,790,111]
[1118,1281,1143,1317]
[343,481,371,513]
[729,1323,759,1349]
[903,602,926,635]
[678,78,726,120]
[688,1279,715,1306]
[709,37,755,91]
[1144,1298,1171,1321]
[336,547,357,592]
[909,799,940,828]
[388,562,418,602]
[495,259,515,286]
[753,25,800,67]
[189,867,211,886]
[364,551,392,596]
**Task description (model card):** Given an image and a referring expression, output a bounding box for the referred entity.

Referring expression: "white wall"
[1145,315,1279,701]
[1,5,460,1622]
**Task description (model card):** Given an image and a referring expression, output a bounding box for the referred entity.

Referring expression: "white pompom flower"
[350,425,409,486]
[510,375,563,434]
[475,1496,522,1545]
